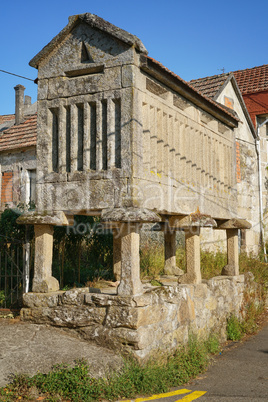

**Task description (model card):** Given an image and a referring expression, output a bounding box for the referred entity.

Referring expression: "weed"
[140,243,164,279]
[226,315,242,341]
[0,336,219,401]
[0,290,5,307]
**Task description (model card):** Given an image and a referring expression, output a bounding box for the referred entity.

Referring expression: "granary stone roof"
[142,56,239,127]
[29,13,148,69]
[233,64,268,95]
[0,114,37,152]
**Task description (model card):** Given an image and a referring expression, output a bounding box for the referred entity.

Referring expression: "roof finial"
[218,67,225,74]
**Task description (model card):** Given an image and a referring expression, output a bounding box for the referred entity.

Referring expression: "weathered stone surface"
[23,292,60,308]
[179,230,201,285]
[221,229,239,276]
[31,225,59,293]
[0,321,123,387]
[20,273,260,360]
[101,207,161,223]
[59,288,89,305]
[17,211,69,226]
[216,218,251,229]
[21,306,106,327]
[117,224,144,296]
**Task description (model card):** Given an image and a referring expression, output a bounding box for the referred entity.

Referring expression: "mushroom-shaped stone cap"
[101,207,161,223]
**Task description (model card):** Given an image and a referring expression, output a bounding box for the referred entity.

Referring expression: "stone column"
[117,223,143,296]
[32,224,59,293]
[178,228,201,284]
[113,229,121,281]
[222,229,239,276]
[164,231,183,276]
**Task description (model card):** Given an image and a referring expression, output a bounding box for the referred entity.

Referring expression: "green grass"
[0,335,220,402]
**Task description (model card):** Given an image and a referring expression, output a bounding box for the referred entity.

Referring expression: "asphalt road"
[121,312,268,402]
[188,315,268,401]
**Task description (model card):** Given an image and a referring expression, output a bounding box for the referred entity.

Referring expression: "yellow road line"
[177,391,207,401]
[121,388,191,402]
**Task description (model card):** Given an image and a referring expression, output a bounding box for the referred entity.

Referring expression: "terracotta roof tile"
[0,114,37,152]
[189,73,231,99]
[233,64,268,94]
[0,114,15,124]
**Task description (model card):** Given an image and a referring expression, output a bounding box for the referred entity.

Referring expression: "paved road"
[121,313,268,402]
[188,316,268,401]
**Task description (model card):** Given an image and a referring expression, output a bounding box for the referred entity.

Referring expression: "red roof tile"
[233,65,268,95]
[0,114,37,152]
[0,114,15,124]
[189,73,231,99]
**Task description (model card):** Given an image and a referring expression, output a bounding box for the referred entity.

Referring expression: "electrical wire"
[0,69,35,82]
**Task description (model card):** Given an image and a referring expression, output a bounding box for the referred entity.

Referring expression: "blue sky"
[1,0,268,115]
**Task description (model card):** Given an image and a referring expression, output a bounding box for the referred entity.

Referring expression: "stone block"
[21,306,106,327]
[60,288,89,305]
[194,283,208,299]
[33,277,60,293]
[23,292,60,308]
[177,297,196,324]
[205,298,217,311]
[106,304,169,329]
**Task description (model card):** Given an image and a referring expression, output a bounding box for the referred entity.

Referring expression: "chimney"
[14,84,25,125]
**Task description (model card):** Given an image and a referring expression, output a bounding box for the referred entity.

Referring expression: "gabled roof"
[233,65,268,95]
[141,56,239,127]
[189,72,256,137]
[190,73,232,99]
[0,114,37,152]
[29,13,148,69]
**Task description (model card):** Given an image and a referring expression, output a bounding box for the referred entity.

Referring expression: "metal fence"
[0,239,28,308]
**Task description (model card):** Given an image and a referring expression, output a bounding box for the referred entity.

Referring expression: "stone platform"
[21,274,255,360]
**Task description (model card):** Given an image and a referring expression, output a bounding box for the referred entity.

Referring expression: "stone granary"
[19,14,254,357]
[18,12,252,294]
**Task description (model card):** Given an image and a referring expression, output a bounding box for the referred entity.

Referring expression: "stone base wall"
[21,274,255,360]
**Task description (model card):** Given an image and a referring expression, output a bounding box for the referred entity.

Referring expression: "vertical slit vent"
[51,109,59,172]
[77,104,84,171]
[102,100,108,170]
[114,99,121,168]
[90,103,96,170]
[66,106,71,172]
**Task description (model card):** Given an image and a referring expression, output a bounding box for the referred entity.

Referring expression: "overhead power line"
[0,69,35,82]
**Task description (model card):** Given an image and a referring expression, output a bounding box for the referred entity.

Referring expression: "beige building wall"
[200,80,260,254]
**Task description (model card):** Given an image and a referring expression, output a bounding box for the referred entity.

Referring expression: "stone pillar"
[113,229,121,281]
[164,231,183,276]
[222,229,239,276]
[178,228,201,284]
[117,223,143,296]
[32,224,59,293]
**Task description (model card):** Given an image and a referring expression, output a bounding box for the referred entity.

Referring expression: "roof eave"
[140,56,238,129]
[229,76,257,138]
